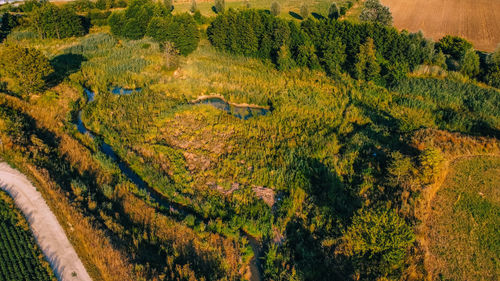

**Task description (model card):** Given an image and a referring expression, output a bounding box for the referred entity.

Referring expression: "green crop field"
[0,191,55,281]
[426,156,500,281]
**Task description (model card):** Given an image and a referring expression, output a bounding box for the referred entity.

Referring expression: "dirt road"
[0,162,92,281]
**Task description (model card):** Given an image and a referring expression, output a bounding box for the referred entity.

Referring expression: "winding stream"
[77,88,263,281]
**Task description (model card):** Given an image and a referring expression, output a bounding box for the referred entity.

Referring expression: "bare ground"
[381,0,500,52]
[0,162,92,281]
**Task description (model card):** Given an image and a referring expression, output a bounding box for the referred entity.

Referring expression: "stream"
[77,88,263,281]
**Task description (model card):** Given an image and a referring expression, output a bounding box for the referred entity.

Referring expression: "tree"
[433,49,447,69]
[300,3,309,19]
[328,3,339,20]
[419,147,444,183]
[484,45,500,87]
[437,35,473,60]
[355,38,380,81]
[0,45,53,96]
[214,0,225,14]
[271,1,280,17]
[277,45,294,70]
[319,37,346,75]
[459,48,479,77]
[339,207,415,279]
[190,0,197,13]
[359,0,392,26]
[164,0,173,11]
[29,3,85,39]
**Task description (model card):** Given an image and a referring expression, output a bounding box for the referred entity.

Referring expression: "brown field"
[381,0,500,52]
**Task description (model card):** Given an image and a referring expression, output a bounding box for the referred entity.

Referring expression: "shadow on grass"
[48,53,86,86]
[311,12,325,20]
[289,11,303,20]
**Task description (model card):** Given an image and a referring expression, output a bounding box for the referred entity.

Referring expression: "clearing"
[381,0,500,52]
[425,156,500,280]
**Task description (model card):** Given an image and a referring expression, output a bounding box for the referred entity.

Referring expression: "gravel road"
[0,162,92,281]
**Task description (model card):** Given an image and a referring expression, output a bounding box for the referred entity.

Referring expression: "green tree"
[328,3,339,20]
[300,3,309,19]
[437,35,473,60]
[0,45,53,95]
[359,0,392,26]
[459,48,480,77]
[271,1,280,17]
[319,37,346,75]
[355,37,380,81]
[164,0,173,11]
[214,0,225,13]
[433,49,447,69]
[419,147,444,183]
[190,0,197,13]
[339,207,415,279]
[276,45,294,70]
[29,3,85,39]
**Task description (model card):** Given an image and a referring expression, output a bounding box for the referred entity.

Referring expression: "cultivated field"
[425,156,500,280]
[0,191,54,281]
[381,0,500,52]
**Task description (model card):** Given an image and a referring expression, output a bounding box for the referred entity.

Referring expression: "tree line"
[108,0,200,56]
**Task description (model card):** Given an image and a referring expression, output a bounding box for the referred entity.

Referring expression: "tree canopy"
[29,2,86,39]
[360,0,393,26]
[0,45,53,95]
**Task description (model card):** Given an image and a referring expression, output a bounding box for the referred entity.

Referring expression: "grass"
[0,191,55,281]
[426,156,500,281]
[173,0,359,21]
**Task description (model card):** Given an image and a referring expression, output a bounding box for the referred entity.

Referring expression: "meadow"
[425,156,500,280]
[172,0,362,20]
[0,1,499,280]
[0,191,55,281]
[381,0,500,52]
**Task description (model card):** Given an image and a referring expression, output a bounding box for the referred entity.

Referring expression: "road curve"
[0,162,92,281]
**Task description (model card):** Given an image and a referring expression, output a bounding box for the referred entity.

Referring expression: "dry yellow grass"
[381,0,500,52]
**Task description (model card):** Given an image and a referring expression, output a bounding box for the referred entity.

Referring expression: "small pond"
[196,97,269,120]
